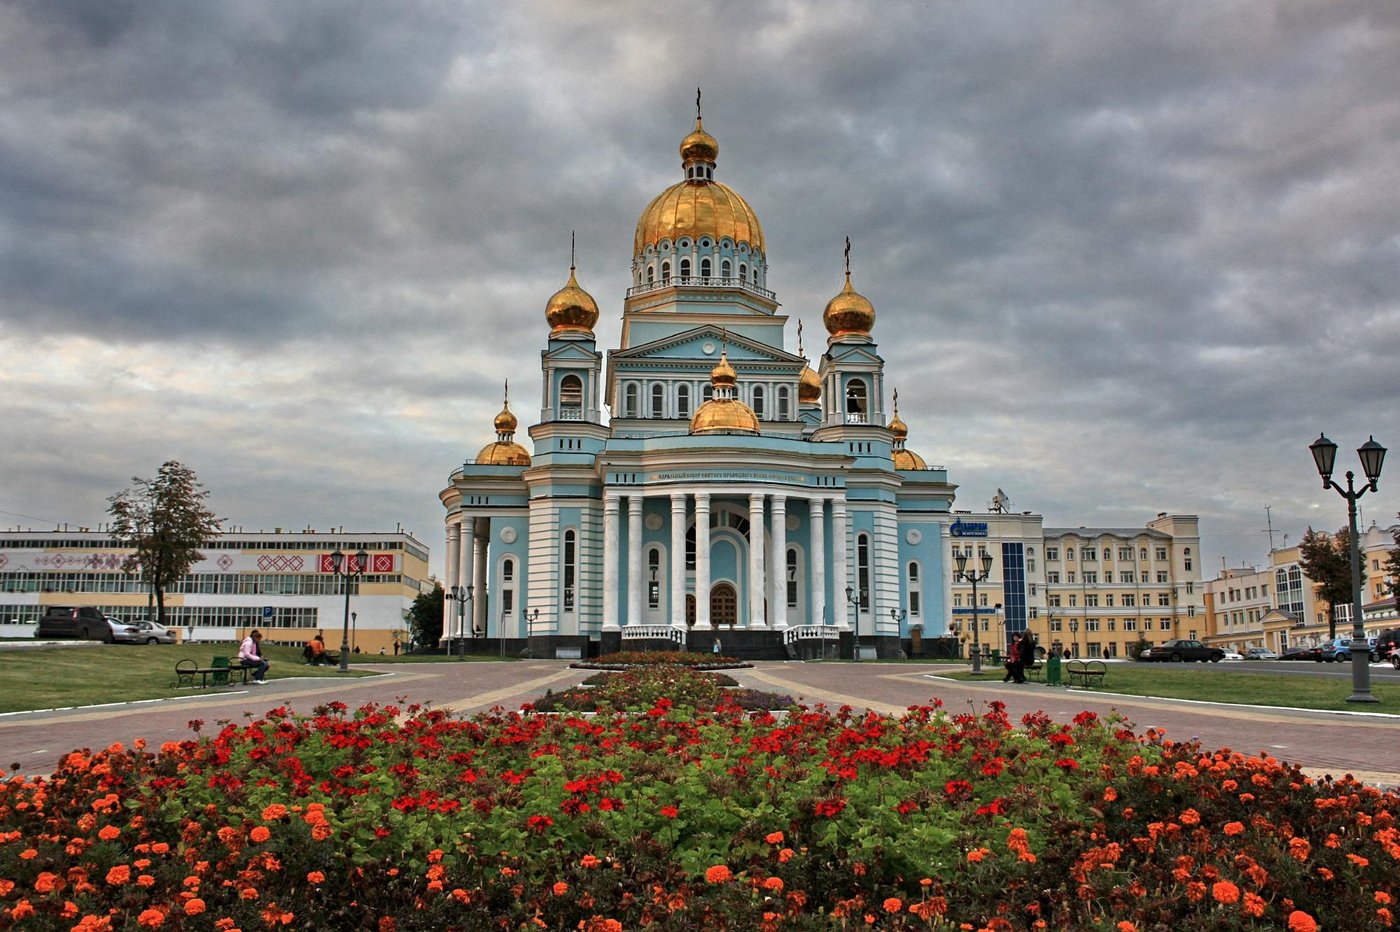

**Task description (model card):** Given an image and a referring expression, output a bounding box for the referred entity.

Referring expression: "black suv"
[1375,628,1400,665]
[35,606,112,641]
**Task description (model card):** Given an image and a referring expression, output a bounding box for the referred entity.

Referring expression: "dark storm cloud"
[1,0,1397,571]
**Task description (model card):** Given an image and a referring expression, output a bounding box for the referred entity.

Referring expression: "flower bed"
[1,675,1396,929]
[573,649,749,671]
[533,666,787,713]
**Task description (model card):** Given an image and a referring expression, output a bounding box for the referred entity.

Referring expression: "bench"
[1065,659,1107,688]
[175,657,253,689]
[1024,662,1044,683]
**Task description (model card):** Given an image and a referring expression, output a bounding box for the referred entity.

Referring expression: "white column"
[772,495,788,629]
[602,494,620,630]
[696,493,711,628]
[749,492,766,627]
[831,500,849,630]
[627,495,643,628]
[473,530,488,636]
[811,497,826,626]
[458,519,474,641]
[670,492,687,627]
[443,523,460,645]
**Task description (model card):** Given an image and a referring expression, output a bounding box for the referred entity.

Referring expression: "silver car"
[132,619,177,644]
[103,616,144,644]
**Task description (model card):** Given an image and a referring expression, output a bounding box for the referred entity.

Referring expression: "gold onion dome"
[889,390,926,469]
[634,118,765,254]
[545,265,599,336]
[690,351,760,435]
[823,272,876,338]
[476,388,531,466]
[798,364,821,403]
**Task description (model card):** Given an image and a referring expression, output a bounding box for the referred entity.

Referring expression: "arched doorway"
[710,583,738,627]
[686,594,696,626]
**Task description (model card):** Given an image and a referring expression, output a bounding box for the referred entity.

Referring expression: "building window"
[680,258,692,277]
[702,383,714,402]
[700,257,712,278]
[1086,595,1099,607]
[661,261,671,280]
[1156,571,1169,584]
[648,548,661,609]
[739,262,747,281]
[1048,595,1061,607]
[752,386,765,418]
[503,558,514,581]
[776,387,790,420]
[624,383,639,417]
[1066,548,1076,561]
[908,561,922,617]
[722,259,731,278]
[563,530,576,612]
[650,383,665,418]
[1083,548,1097,561]
[1155,547,1168,561]
[856,533,871,610]
[1084,572,1098,584]
[845,379,868,422]
[1124,619,1136,631]
[676,384,690,416]
[786,549,798,608]
[560,375,583,418]
[1046,547,1059,561]
[1047,571,1060,584]
[1123,594,1136,607]
[1158,593,1171,607]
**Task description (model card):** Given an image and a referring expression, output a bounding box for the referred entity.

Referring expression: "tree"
[1385,515,1400,610]
[1297,526,1365,639]
[108,461,222,625]
[403,580,444,650]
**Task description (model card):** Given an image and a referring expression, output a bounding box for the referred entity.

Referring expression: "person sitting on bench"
[303,632,331,665]
[239,629,270,684]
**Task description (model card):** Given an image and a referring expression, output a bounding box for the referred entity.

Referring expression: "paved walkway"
[2,661,1396,788]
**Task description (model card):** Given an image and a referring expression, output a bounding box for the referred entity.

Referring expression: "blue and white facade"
[440,113,957,658]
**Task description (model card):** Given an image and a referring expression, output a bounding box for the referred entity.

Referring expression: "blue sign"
[949,519,989,537]
[262,606,274,619]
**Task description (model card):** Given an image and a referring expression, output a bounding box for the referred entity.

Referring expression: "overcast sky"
[3,0,1398,580]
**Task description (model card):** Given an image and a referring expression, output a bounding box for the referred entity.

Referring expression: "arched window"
[647,547,661,610]
[647,265,655,284]
[624,382,639,417]
[500,557,516,619]
[776,386,790,420]
[676,384,690,416]
[650,383,665,418]
[700,257,711,278]
[752,386,765,418]
[503,558,514,581]
[679,258,691,277]
[845,379,868,422]
[786,548,799,608]
[661,261,670,280]
[739,262,747,281]
[908,561,922,617]
[752,266,759,283]
[856,534,871,610]
[562,530,576,612]
[721,259,731,278]
[559,374,582,419]
[702,383,714,402]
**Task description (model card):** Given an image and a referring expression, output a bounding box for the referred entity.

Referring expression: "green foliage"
[1386,516,1400,608]
[107,460,222,626]
[403,580,444,649]
[1298,526,1363,638]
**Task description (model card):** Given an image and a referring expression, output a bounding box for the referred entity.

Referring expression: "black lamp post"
[845,585,865,661]
[955,551,994,675]
[890,606,907,627]
[522,607,539,635]
[1069,618,1079,658]
[446,584,473,660]
[331,547,368,672]
[1309,433,1386,703]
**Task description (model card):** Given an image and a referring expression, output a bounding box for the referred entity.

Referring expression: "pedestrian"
[393,638,401,656]
[238,629,270,684]
[712,637,722,656]
[1003,633,1017,682]
[1012,632,1029,683]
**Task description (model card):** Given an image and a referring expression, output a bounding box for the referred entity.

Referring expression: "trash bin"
[1046,654,1062,686]
[991,649,1000,665]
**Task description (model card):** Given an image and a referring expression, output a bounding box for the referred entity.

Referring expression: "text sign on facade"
[949,519,989,537]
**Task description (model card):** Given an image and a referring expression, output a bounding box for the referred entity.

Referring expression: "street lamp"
[522,607,539,634]
[1309,433,1386,703]
[446,584,473,660]
[955,550,994,675]
[845,585,865,661]
[330,547,368,672]
[1069,618,1079,658]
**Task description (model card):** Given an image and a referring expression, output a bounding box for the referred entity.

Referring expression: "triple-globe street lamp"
[954,551,994,675]
[330,547,367,673]
[1309,433,1386,704]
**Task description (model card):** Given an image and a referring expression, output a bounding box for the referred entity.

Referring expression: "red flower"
[660,805,679,818]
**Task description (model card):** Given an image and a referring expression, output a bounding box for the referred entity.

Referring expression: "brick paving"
[1,660,1396,788]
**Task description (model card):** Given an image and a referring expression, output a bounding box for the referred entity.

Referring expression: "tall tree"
[108,461,222,625]
[403,581,444,650]
[1385,515,1400,610]
[1297,526,1364,639]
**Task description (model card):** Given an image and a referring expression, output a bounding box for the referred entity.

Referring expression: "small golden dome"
[476,441,531,466]
[690,399,761,435]
[493,401,517,434]
[680,118,719,164]
[888,411,908,438]
[798,365,821,404]
[545,266,599,335]
[709,351,737,387]
[823,272,876,337]
[893,448,928,470]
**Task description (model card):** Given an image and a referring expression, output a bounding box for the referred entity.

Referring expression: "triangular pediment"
[822,343,884,366]
[544,342,603,363]
[612,326,803,366]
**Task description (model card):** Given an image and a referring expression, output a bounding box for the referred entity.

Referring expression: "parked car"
[1142,639,1225,663]
[1244,647,1279,660]
[1281,644,1324,662]
[1374,628,1400,662]
[1221,650,1244,661]
[34,606,111,641]
[104,616,144,644]
[132,619,176,645]
[1325,636,1378,663]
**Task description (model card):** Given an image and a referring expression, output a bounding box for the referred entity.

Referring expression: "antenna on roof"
[1262,505,1277,552]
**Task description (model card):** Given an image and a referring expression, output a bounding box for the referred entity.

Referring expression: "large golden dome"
[545,266,599,336]
[823,272,875,338]
[893,447,928,470]
[634,117,765,254]
[690,351,760,435]
[476,440,531,466]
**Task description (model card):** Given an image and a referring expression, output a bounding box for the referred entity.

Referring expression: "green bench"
[175,657,252,688]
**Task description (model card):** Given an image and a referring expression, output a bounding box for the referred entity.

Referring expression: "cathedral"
[439,107,958,659]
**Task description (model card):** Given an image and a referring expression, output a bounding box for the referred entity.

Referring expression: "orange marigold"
[553,881,569,896]
[1288,837,1311,861]
[766,831,785,844]
[1117,923,1137,932]
[33,872,60,894]
[1223,822,1244,836]
[306,871,325,885]
[1288,910,1318,932]
[183,899,206,916]
[137,908,165,928]
[1212,881,1240,905]
[249,826,271,844]
[1179,809,1200,826]
[883,897,903,913]
[778,848,794,863]
[261,804,288,821]
[1243,893,1266,918]
[763,876,784,892]
[580,855,602,869]
[105,865,131,886]
[98,825,120,841]
[705,865,732,884]
[967,848,990,863]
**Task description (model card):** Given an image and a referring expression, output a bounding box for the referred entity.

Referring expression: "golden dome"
[893,448,928,470]
[888,411,908,438]
[680,118,719,164]
[545,266,599,335]
[635,181,764,255]
[823,272,875,337]
[690,399,761,435]
[798,365,821,404]
[476,441,531,466]
[709,351,737,387]
[493,401,517,434]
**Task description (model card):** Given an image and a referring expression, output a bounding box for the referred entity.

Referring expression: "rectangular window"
[1086,620,1100,632]
[502,589,514,615]
[1026,558,1035,572]
[1123,594,1136,607]
[1156,547,1168,561]
[1118,548,1133,560]
[1107,620,1116,631]
[910,591,921,616]
[1069,595,1077,607]
[1156,571,1169,584]
[1048,595,1061,607]
[1047,572,1061,584]
[1085,595,1099,607]
[954,594,963,608]
[1158,593,1171,607]
[1124,619,1137,631]
[1160,619,1172,630]
[1120,571,1134,583]
[1104,594,1114,607]
[1046,547,1059,561]
[1067,571,1076,584]
[1049,618,1062,632]
[1066,548,1076,561]
[1083,548,1097,561]
[1084,572,1098,584]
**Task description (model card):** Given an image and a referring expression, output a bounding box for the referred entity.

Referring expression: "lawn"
[941,663,1399,713]
[0,643,378,714]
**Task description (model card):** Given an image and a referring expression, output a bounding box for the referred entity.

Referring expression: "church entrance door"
[710,583,738,627]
